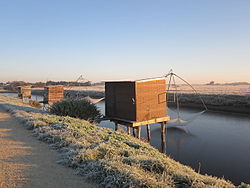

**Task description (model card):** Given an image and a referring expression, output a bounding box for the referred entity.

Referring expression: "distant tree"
[207,81,215,85]
[46,80,92,86]
[4,81,31,90]
[33,82,46,88]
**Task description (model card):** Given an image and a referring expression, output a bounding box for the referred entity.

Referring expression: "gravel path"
[0,107,91,188]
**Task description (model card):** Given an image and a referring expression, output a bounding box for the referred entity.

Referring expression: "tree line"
[2,80,92,91]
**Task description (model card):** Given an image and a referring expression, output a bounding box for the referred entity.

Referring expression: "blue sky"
[0,0,249,83]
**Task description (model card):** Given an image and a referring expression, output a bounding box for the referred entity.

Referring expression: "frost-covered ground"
[167,85,250,114]
[0,95,245,188]
[176,84,250,95]
[169,93,250,115]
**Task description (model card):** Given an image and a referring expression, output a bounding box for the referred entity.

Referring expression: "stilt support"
[146,124,151,143]
[161,122,167,153]
[110,117,170,152]
[115,123,118,131]
[137,126,141,139]
[127,126,131,135]
[132,127,136,137]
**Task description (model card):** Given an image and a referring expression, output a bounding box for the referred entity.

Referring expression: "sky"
[0,0,249,84]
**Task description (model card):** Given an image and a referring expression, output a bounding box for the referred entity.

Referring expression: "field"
[30,84,250,95]
[175,84,250,95]
[35,84,250,95]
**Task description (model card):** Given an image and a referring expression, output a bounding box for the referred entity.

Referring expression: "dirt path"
[0,107,92,188]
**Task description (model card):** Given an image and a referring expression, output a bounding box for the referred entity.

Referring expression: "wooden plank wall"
[105,82,136,121]
[18,86,32,99]
[44,85,64,103]
[135,79,166,122]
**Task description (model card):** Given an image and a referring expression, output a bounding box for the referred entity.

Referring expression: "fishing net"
[168,108,206,127]
[165,70,207,127]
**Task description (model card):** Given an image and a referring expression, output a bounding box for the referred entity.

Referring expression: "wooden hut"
[44,85,64,104]
[17,86,32,99]
[105,78,168,122]
[105,78,170,152]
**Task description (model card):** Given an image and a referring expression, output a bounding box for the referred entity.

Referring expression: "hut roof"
[104,77,165,83]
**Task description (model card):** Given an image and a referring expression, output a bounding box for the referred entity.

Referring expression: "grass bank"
[168,93,250,115]
[0,95,248,188]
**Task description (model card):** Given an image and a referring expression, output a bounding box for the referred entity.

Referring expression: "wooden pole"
[115,123,118,131]
[132,127,136,137]
[127,126,131,135]
[137,126,141,139]
[161,122,166,153]
[165,122,168,153]
[146,124,151,143]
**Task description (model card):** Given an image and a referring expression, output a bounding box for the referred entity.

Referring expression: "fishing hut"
[43,85,64,104]
[17,86,32,99]
[105,78,170,153]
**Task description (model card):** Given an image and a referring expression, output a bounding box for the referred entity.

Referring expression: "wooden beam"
[110,116,170,127]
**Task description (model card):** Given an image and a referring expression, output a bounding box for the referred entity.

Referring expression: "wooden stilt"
[137,126,141,139]
[146,124,151,142]
[115,123,118,131]
[132,127,136,137]
[127,126,131,135]
[161,122,166,153]
[165,122,168,153]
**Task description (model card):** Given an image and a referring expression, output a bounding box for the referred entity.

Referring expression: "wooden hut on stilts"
[105,78,170,153]
[17,86,32,100]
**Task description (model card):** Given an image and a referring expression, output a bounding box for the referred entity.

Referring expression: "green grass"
[0,95,248,188]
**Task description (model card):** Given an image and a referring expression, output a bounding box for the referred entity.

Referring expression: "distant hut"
[17,86,32,99]
[44,85,64,104]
